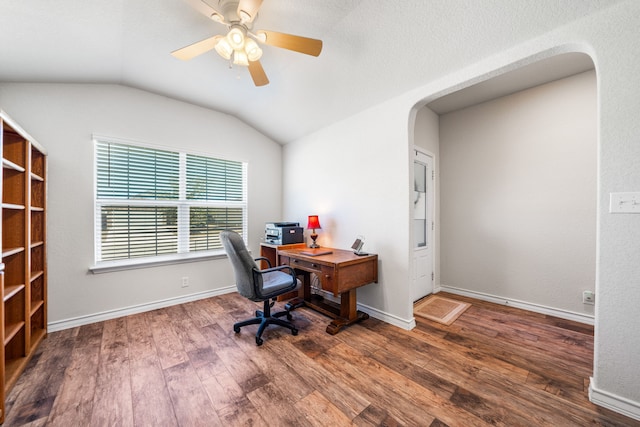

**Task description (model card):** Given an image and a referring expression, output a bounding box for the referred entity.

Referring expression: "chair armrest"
[251,264,299,299]
[254,256,272,268]
[255,264,296,276]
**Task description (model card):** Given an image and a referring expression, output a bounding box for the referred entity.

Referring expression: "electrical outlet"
[583,290,595,305]
[181,277,189,288]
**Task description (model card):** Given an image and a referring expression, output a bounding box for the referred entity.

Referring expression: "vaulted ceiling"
[0,0,618,143]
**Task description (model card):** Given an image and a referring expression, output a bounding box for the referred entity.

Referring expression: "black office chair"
[220,230,301,345]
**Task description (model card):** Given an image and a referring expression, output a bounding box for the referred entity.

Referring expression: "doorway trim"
[411,147,435,303]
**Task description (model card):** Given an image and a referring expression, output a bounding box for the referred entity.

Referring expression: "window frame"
[90,135,248,273]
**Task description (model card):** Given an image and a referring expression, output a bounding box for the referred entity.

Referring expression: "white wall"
[439,70,597,318]
[0,83,282,327]
[284,1,640,419]
[282,101,413,328]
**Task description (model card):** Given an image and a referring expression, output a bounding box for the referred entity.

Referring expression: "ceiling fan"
[171,0,323,86]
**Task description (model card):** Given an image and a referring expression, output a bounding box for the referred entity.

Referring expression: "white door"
[412,148,434,302]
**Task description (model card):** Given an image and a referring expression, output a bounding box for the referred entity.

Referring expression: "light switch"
[610,192,640,213]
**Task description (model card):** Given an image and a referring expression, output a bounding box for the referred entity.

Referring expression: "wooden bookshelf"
[0,112,47,423]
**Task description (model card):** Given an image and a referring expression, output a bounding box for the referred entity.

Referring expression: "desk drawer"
[280,256,337,294]
[288,257,323,273]
[319,266,335,293]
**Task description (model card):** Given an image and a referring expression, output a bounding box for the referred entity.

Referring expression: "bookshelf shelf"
[0,111,47,423]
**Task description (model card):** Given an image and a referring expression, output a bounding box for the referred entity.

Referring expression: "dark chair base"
[233,298,298,346]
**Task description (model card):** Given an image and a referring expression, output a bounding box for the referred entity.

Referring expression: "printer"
[265,222,304,245]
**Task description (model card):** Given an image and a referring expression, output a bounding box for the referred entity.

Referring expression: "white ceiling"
[0,0,619,143]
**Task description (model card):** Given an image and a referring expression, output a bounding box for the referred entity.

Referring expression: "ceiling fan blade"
[171,35,221,61]
[184,0,226,23]
[256,30,322,57]
[237,0,263,23]
[248,60,269,86]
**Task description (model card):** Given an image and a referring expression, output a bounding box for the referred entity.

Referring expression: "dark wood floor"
[4,292,639,426]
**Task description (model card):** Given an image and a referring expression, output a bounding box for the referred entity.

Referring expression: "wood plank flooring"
[3,292,639,426]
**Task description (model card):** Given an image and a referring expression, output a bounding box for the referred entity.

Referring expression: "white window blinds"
[95,140,247,264]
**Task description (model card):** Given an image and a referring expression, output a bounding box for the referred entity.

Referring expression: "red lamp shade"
[307,215,321,230]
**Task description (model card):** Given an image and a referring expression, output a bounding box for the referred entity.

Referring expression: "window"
[94,139,246,268]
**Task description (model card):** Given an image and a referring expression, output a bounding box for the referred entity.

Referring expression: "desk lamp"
[307,215,322,248]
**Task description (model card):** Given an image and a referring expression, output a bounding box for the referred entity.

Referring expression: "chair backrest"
[220,230,262,300]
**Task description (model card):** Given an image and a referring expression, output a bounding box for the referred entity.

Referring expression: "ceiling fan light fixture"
[244,38,262,61]
[233,49,249,66]
[214,36,233,60]
[227,27,245,49]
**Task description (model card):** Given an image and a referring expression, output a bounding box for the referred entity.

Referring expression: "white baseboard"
[48,286,416,333]
[438,285,595,325]
[312,288,416,330]
[589,377,640,421]
[358,302,416,330]
[48,286,236,332]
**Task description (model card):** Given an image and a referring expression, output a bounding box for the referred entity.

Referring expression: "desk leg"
[287,269,370,335]
[341,289,357,321]
[302,271,312,300]
[326,289,370,335]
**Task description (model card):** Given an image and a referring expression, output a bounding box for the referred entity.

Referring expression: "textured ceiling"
[0,0,623,143]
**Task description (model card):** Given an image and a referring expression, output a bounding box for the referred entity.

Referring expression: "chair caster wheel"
[256,337,263,346]
[233,325,240,333]
[291,328,298,336]
[286,313,293,321]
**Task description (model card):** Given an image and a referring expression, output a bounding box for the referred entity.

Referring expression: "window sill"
[89,251,229,274]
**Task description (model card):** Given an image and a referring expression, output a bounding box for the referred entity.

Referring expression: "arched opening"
[410,51,597,322]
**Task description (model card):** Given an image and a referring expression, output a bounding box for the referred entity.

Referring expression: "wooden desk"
[277,247,378,334]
